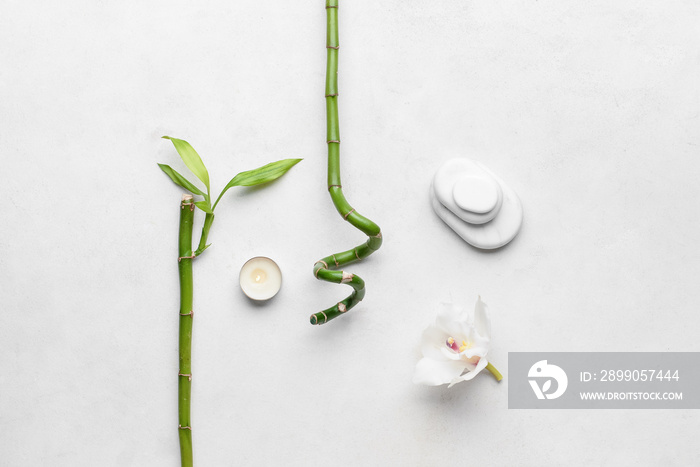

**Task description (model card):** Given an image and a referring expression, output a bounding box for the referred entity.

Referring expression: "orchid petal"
[440,346,463,361]
[461,344,489,360]
[420,325,449,359]
[413,357,466,386]
[447,358,489,388]
[435,304,473,340]
[473,296,491,339]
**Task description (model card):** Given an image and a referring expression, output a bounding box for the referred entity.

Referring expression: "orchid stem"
[311,0,383,325]
[178,195,195,466]
[486,362,503,382]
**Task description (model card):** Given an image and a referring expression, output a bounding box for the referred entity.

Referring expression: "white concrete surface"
[1,1,699,465]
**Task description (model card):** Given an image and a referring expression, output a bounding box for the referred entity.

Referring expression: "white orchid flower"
[413,297,502,387]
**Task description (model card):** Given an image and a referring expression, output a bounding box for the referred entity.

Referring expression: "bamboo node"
[178,254,196,262]
[328,184,342,191]
[179,310,193,317]
[325,93,339,97]
[178,372,192,382]
[314,261,328,278]
[338,303,347,313]
[327,140,341,144]
[325,5,338,8]
[341,271,354,283]
[332,255,339,267]
[326,46,339,50]
[178,425,192,431]
[354,248,361,260]
[343,209,355,220]
[374,232,382,239]
[320,311,328,323]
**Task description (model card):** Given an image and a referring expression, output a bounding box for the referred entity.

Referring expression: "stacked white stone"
[430,158,523,249]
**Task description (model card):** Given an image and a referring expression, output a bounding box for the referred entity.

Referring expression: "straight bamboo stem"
[311,0,383,325]
[178,194,195,466]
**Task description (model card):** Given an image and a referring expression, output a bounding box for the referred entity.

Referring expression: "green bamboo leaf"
[213,158,302,209]
[158,163,205,196]
[194,243,211,256]
[194,201,213,214]
[228,158,302,187]
[162,136,211,192]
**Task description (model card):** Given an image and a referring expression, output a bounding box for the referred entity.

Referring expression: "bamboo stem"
[178,194,195,466]
[194,212,214,256]
[311,0,383,325]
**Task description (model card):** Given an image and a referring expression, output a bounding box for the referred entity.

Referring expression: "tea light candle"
[239,257,282,301]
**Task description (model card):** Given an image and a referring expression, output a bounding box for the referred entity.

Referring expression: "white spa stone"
[433,158,503,224]
[452,174,500,213]
[431,159,523,250]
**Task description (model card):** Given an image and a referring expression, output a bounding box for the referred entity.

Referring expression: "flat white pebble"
[433,158,503,225]
[452,174,500,214]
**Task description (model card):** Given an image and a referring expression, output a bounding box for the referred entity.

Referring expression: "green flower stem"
[178,195,195,467]
[311,0,383,325]
[486,362,503,382]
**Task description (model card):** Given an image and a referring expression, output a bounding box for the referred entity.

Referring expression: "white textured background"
[1,1,699,466]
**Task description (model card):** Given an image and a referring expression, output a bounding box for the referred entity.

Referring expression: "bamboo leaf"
[162,136,211,192]
[213,158,302,209]
[158,163,205,196]
[194,243,211,256]
[194,201,213,214]
[227,158,302,187]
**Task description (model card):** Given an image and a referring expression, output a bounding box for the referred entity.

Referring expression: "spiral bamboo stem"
[311,0,383,325]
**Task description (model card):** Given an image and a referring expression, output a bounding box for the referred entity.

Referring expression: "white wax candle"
[239,257,282,301]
